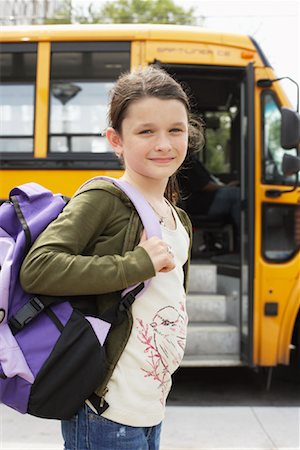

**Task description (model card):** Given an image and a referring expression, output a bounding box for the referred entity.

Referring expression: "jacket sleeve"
[20,189,156,296]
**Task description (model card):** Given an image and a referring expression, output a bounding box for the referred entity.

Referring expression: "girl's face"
[107,97,188,184]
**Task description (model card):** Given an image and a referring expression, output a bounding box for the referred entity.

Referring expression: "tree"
[76,0,197,25]
[205,113,231,173]
[44,0,72,24]
[43,0,197,27]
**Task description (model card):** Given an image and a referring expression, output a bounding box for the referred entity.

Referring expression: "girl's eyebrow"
[137,121,187,128]
[136,123,155,128]
[171,122,187,127]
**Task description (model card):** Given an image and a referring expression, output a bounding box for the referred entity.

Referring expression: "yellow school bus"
[1,24,299,374]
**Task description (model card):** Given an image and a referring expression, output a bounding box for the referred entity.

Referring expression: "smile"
[149,158,175,163]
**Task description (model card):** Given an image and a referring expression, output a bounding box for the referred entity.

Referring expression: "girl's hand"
[138,230,175,273]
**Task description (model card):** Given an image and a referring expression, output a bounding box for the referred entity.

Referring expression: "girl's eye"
[170,128,183,133]
[139,129,152,135]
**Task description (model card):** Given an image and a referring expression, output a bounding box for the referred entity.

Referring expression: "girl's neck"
[121,172,168,203]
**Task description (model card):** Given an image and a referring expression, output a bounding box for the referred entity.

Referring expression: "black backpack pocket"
[28,309,108,420]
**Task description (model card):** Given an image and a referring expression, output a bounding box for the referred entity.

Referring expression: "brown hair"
[108,66,204,203]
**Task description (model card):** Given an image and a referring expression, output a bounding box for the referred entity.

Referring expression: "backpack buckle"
[119,292,136,311]
[119,282,145,311]
[9,297,45,333]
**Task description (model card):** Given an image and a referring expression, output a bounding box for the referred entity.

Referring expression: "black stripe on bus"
[51,41,130,52]
[0,43,38,52]
[0,155,122,170]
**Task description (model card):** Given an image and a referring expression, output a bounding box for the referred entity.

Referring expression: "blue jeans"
[208,186,240,232]
[61,404,162,450]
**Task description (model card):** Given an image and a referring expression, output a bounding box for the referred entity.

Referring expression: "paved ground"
[168,366,300,407]
[0,404,299,450]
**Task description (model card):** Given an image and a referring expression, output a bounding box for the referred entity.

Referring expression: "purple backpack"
[0,177,161,420]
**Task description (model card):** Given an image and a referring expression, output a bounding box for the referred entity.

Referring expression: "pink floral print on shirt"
[136,301,188,404]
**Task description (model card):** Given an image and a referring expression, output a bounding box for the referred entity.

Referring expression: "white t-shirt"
[102,208,189,426]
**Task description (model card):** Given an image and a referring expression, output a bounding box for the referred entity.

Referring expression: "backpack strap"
[79,176,162,299]
[80,176,162,240]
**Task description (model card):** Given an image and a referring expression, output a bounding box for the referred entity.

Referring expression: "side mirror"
[280,107,300,149]
[282,153,300,176]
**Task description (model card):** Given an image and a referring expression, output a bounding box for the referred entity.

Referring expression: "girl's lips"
[149,158,175,163]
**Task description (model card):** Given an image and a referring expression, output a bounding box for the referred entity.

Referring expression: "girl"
[20,66,203,450]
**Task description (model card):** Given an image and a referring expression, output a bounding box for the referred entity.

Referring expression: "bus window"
[0,43,37,153]
[262,92,298,185]
[204,111,235,175]
[49,42,130,154]
[174,67,242,182]
[262,203,300,262]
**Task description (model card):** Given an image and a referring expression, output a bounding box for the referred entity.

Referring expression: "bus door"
[157,61,252,365]
[240,63,255,365]
[255,80,300,367]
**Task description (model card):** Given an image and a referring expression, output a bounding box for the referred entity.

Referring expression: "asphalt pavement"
[1,404,299,450]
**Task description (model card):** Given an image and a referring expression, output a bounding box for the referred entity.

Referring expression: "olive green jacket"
[20,180,192,398]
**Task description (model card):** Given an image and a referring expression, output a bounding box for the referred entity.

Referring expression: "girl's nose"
[155,134,172,152]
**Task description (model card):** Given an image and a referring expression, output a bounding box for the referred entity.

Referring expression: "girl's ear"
[106,127,123,157]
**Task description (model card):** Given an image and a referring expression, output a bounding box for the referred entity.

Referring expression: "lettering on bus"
[156,47,231,57]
